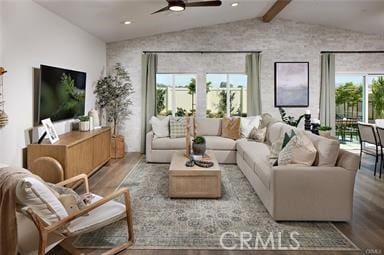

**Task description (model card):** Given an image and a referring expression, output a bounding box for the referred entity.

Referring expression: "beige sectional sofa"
[237,121,359,221]
[146,116,359,221]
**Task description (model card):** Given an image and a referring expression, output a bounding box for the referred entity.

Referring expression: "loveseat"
[145,115,359,221]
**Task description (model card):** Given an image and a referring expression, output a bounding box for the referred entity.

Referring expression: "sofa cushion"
[170,117,186,138]
[278,132,317,166]
[241,116,261,138]
[222,117,241,140]
[267,122,299,145]
[152,137,188,150]
[204,136,237,151]
[307,132,340,166]
[150,116,170,138]
[67,194,126,235]
[249,126,267,142]
[237,140,272,189]
[195,118,221,136]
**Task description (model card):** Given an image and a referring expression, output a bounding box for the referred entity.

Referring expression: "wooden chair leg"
[38,231,48,255]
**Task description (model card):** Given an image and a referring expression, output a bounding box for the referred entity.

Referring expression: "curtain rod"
[143,50,261,54]
[321,51,384,54]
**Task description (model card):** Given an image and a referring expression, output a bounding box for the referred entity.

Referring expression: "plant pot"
[192,142,206,156]
[79,121,90,132]
[319,130,331,137]
[111,135,125,159]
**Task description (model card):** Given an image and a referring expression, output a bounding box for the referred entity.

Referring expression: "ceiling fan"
[152,0,222,14]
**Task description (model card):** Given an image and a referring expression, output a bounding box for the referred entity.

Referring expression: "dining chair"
[375,126,384,178]
[357,122,381,176]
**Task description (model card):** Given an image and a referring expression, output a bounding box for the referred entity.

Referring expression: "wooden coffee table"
[169,151,221,198]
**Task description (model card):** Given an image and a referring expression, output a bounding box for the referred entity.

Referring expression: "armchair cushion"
[16,177,68,225]
[67,194,126,235]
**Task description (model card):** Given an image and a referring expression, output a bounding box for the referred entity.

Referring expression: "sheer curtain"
[245,53,262,116]
[141,53,157,152]
[319,53,336,134]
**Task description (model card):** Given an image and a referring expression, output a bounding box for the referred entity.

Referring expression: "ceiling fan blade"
[151,6,169,14]
[185,1,222,7]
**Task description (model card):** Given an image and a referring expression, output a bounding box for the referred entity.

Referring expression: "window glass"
[156,74,196,117]
[206,73,247,118]
[229,74,247,117]
[156,74,172,116]
[206,74,227,118]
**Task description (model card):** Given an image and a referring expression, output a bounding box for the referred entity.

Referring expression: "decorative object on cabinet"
[78,115,90,132]
[88,108,101,129]
[274,62,309,107]
[41,118,59,144]
[0,67,8,128]
[95,63,134,158]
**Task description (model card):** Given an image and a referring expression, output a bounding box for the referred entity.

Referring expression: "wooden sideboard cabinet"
[27,128,111,181]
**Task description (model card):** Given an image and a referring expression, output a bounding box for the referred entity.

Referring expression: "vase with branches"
[278,107,305,127]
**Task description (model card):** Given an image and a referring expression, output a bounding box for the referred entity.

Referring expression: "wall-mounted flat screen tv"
[38,65,86,124]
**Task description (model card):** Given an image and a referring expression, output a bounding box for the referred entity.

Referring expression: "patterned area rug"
[73,160,359,251]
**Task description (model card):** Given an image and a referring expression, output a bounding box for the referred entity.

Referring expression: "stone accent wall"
[107,18,384,152]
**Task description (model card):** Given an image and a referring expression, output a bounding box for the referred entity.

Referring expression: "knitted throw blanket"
[0,166,33,255]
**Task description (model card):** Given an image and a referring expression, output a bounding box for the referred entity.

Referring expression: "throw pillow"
[222,117,241,140]
[240,116,261,138]
[170,117,186,138]
[150,116,170,138]
[47,183,86,210]
[16,176,68,225]
[58,194,80,215]
[269,130,296,166]
[282,130,296,148]
[278,132,317,166]
[269,140,283,166]
[249,126,267,142]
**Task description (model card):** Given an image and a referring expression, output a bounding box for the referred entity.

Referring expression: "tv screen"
[38,65,86,123]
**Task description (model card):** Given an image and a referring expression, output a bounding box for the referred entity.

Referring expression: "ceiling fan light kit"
[152,0,222,14]
[169,1,185,12]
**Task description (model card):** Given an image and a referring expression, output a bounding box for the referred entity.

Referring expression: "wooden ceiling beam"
[262,0,292,23]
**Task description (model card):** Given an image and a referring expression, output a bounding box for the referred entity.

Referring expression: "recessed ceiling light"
[123,21,132,25]
[231,2,239,7]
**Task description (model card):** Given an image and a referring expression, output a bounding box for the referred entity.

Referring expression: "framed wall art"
[274,62,309,107]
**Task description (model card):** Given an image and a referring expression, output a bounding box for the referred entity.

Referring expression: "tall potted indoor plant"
[94,63,134,159]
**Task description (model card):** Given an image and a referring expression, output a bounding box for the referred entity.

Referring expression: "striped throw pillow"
[170,117,186,138]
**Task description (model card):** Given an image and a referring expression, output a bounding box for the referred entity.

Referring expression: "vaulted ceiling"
[35,0,384,43]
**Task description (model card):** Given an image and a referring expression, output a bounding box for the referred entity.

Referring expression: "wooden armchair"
[19,174,134,255]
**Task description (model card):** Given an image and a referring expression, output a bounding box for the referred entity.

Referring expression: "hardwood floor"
[54,152,384,255]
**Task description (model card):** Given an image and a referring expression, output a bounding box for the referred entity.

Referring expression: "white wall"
[0,0,106,166]
[107,18,384,153]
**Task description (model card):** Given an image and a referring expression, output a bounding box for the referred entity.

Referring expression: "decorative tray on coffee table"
[185,153,214,168]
